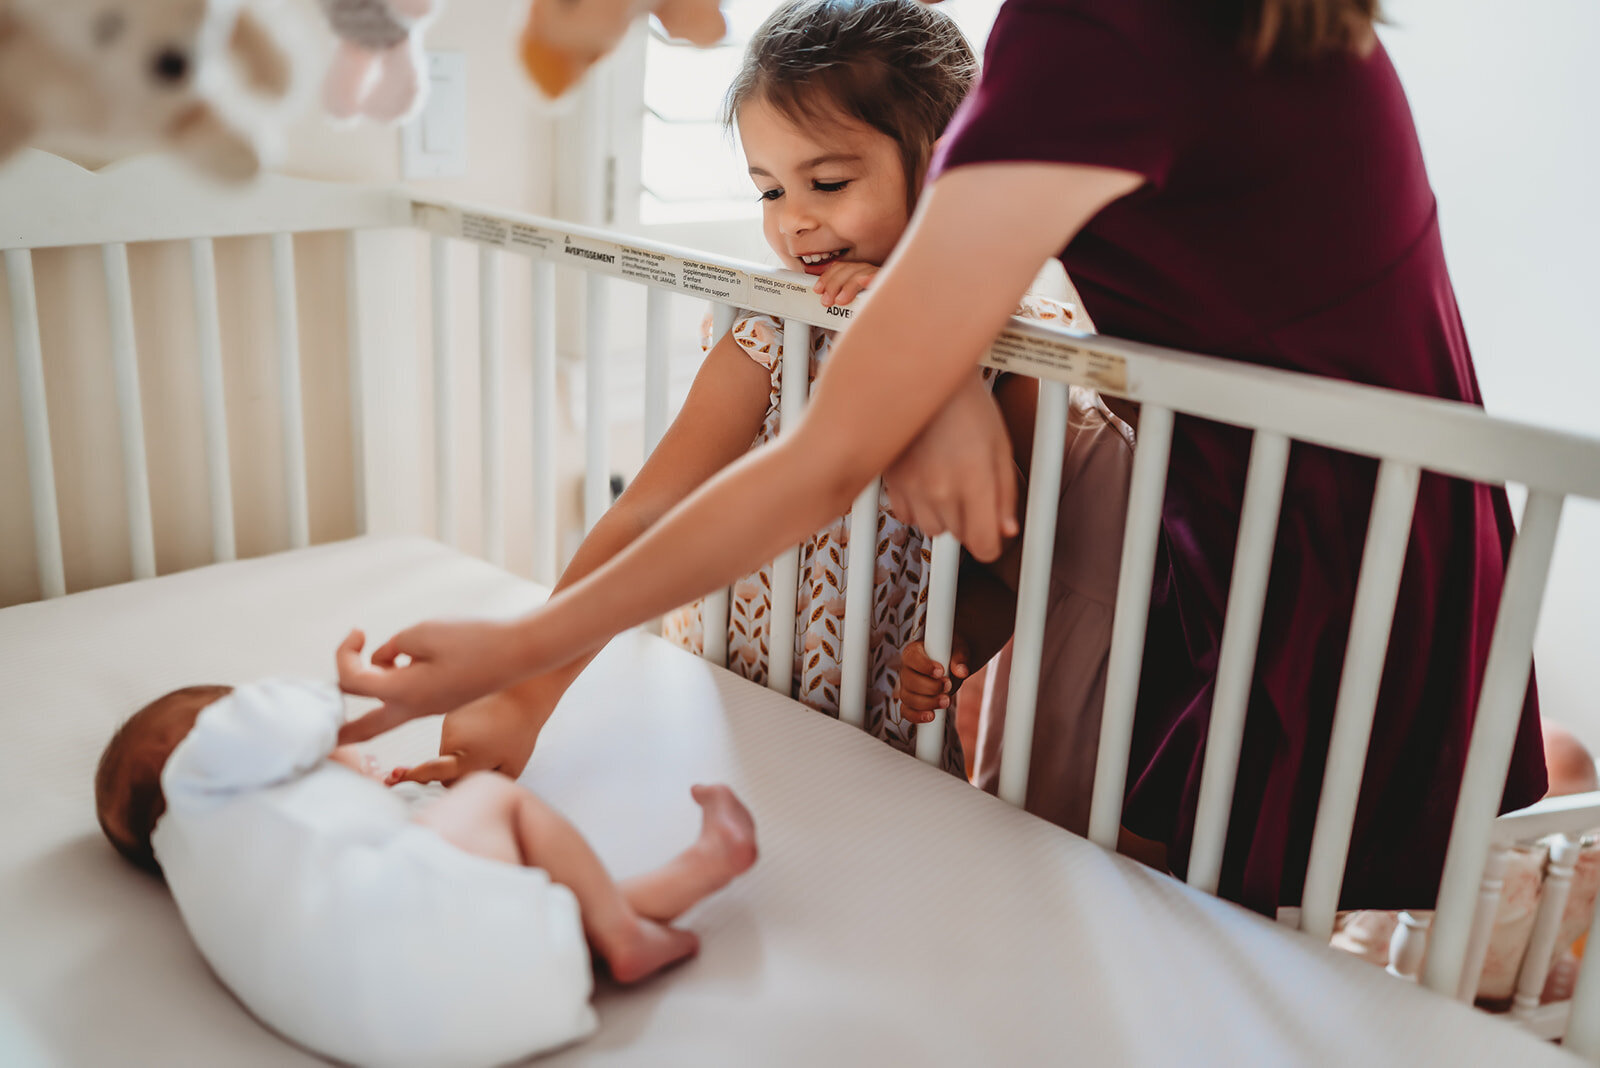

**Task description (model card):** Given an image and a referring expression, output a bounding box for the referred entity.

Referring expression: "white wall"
[1380,2,1600,745]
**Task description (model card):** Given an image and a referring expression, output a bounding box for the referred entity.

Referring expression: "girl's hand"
[385,679,560,786]
[335,624,520,744]
[895,636,972,725]
[814,260,878,308]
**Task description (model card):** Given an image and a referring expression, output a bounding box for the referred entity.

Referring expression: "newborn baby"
[94,679,757,1067]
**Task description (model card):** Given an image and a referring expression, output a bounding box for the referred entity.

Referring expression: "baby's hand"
[894,636,971,725]
[814,260,878,308]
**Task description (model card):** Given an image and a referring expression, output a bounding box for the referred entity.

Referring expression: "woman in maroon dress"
[922,0,1548,912]
[343,0,1545,915]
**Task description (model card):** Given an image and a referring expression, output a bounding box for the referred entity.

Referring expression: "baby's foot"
[604,918,700,984]
[689,784,758,884]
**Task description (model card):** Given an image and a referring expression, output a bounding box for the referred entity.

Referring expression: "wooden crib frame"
[6,149,1600,1052]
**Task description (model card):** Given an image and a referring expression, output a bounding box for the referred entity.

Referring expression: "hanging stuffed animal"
[316,0,437,123]
[518,0,726,99]
[0,0,290,181]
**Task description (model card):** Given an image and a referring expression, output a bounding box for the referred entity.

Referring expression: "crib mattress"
[0,536,1576,1066]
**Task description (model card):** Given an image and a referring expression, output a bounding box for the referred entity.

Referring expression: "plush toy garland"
[0,0,291,182]
[518,0,726,99]
[316,0,438,123]
[0,0,731,180]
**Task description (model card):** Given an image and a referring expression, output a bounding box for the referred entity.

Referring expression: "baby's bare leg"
[413,772,698,983]
[620,785,758,923]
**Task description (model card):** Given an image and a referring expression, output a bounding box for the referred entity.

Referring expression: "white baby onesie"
[151,680,597,1068]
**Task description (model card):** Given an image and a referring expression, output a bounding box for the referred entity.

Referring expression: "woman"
[341,0,1546,914]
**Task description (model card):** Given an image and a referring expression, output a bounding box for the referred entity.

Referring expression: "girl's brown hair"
[724,0,977,205]
[1228,0,1384,63]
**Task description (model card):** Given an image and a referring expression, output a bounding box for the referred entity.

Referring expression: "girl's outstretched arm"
[339,162,1140,736]
[355,329,770,761]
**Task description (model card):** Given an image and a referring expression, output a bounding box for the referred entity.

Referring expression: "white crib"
[4,148,1600,1065]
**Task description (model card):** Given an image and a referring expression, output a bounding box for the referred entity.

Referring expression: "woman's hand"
[895,636,972,725]
[814,260,879,308]
[335,624,523,744]
[385,678,562,786]
[882,374,1019,562]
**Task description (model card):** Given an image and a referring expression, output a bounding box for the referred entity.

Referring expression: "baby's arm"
[413,774,756,983]
[384,331,772,782]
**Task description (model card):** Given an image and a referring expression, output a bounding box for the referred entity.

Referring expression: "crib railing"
[6,150,1600,1054]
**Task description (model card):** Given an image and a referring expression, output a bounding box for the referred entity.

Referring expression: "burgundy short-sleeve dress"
[931,0,1546,913]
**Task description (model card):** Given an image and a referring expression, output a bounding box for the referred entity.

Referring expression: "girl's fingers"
[335,630,367,685]
[394,754,462,786]
[902,642,941,676]
[370,633,411,669]
[337,703,412,745]
[900,671,947,698]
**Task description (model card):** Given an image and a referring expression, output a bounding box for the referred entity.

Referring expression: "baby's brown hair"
[94,684,232,876]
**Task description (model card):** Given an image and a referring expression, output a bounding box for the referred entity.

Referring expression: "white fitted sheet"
[0,537,1576,1066]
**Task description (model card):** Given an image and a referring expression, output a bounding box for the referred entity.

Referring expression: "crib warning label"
[460,212,511,247]
[750,274,822,322]
[681,259,750,304]
[618,245,682,288]
[560,235,624,277]
[508,224,559,256]
[985,331,1129,394]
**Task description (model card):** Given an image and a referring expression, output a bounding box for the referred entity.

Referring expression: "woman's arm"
[339,163,1142,730]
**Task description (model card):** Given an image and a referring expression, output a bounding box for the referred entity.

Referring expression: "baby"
[95,678,757,1067]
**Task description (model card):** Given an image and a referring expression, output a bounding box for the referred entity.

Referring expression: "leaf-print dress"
[662,297,1080,778]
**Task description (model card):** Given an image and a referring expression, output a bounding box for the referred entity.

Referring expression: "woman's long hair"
[1226,0,1384,63]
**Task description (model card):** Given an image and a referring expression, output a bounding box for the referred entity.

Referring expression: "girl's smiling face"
[738,95,912,275]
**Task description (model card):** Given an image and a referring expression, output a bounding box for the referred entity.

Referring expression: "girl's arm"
[339,162,1141,734]
[355,329,771,759]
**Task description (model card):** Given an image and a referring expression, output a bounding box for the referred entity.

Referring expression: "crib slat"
[270,234,310,550]
[765,319,811,698]
[583,275,611,533]
[100,243,156,580]
[1568,885,1600,1057]
[1299,459,1421,940]
[4,248,66,599]
[532,262,558,583]
[189,238,236,563]
[837,478,882,730]
[997,380,1072,806]
[644,287,671,456]
[1186,429,1291,895]
[916,532,962,767]
[344,232,367,536]
[1514,837,1580,1019]
[1458,846,1512,1002]
[479,247,505,566]
[1423,489,1566,996]
[431,237,456,547]
[1089,404,1174,849]
[699,303,739,668]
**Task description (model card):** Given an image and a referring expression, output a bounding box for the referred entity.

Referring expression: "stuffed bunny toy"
[519,0,725,99]
[317,0,437,123]
[0,0,290,181]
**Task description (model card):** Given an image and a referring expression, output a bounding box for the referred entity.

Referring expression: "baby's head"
[726,0,977,272]
[96,683,382,876]
[94,684,232,877]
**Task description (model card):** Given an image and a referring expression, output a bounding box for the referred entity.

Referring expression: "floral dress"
[662,297,1079,777]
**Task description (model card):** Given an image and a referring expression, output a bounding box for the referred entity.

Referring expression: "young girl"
[378,0,1118,786]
